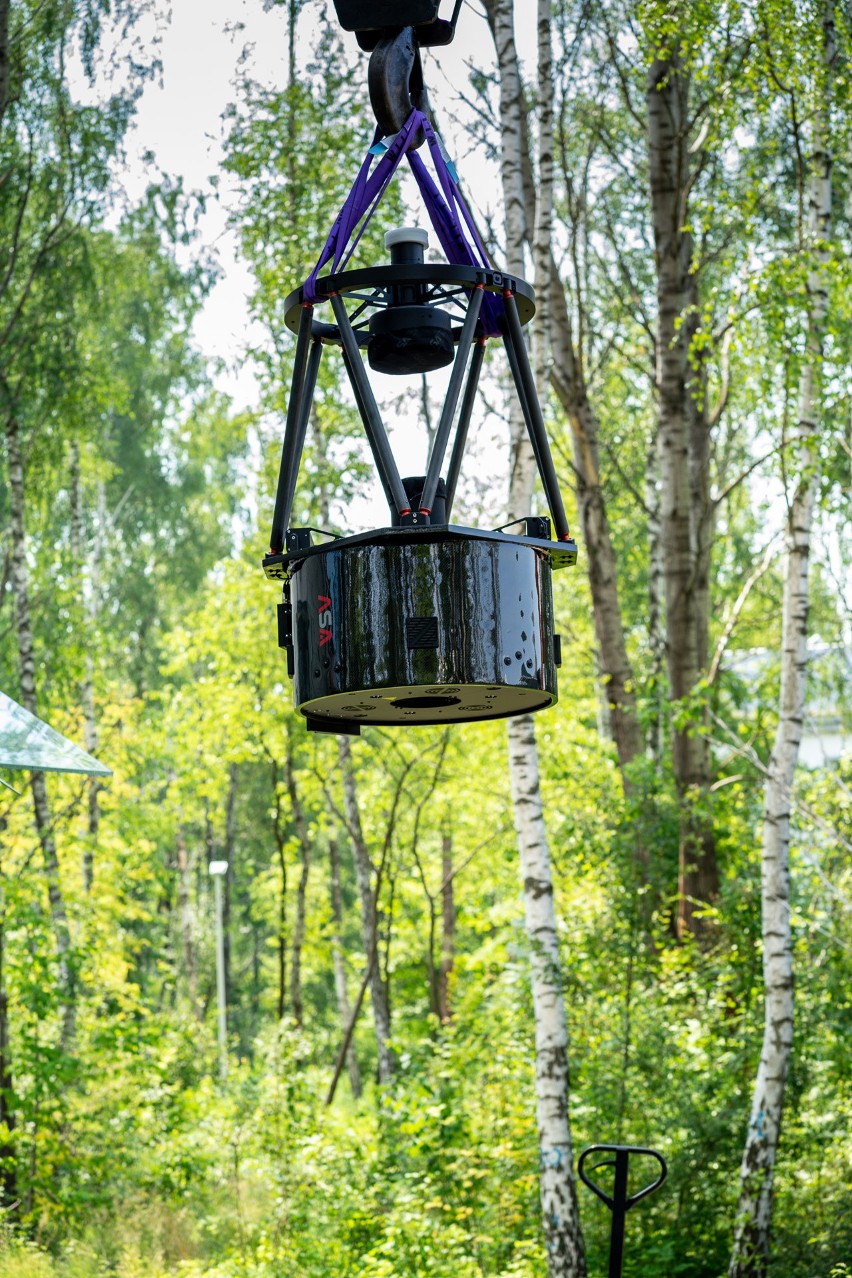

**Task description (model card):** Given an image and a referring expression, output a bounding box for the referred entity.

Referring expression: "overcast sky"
[119,1,532,410]
[99,1,541,531]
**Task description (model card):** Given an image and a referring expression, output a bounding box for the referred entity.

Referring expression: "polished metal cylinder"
[288,533,558,727]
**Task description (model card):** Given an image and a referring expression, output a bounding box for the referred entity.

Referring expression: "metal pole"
[445,337,486,519]
[419,284,484,516]
[270,304,315,552]
[501,289,572,541]
[275,338,324,549]
[501,320,546,485]
[577,1144,667,1278]
[330,292,411,517]
[211,865,228,1081]
[608,1148,630,1278]
[341,346,397,516]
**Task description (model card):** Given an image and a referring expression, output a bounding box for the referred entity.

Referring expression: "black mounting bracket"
[332,1,463,48]
[332,1,463,137]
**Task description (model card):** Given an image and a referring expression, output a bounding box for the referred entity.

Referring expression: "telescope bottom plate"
[301,682,555,727]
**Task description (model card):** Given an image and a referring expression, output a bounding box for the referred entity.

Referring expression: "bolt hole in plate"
[300,683,555,726]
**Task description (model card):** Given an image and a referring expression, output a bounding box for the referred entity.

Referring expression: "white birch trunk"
[486,0,641,784]
[493,1,587,1271]
[645,438,666,761]
[487,0,537,510]
[729,9,835,1272]
[509,714,587,1277]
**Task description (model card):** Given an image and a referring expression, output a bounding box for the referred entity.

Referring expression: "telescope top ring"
[262,522,578,581]
[283,263,536,343]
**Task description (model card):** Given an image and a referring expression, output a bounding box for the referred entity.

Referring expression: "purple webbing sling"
[303,109,504,337]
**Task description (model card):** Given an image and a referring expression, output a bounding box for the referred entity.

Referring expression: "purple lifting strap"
[303,108,504,337]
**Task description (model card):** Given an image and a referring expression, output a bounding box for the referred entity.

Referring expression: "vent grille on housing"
[406,616,439,650]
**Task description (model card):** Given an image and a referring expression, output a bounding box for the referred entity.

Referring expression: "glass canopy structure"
[0,691,111,778]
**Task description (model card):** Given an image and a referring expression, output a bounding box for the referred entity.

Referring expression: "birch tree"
[488,1,587,1272]
[645,32,720,934]
[729,5,837,1270]
[484,0,642,788]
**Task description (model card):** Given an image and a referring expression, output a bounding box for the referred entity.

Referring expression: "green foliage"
[0,1,851,1277]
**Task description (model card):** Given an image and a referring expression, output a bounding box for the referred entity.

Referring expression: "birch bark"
[483,0,641,786]
[490,1,587,1271]
[729,9,835,1271]
[646,51,719,935]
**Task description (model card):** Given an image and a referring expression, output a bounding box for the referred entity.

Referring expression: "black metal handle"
[578,1145,667,1278]
[578,1144,667,1211]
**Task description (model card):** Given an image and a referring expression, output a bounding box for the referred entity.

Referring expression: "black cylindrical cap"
[386,226,428,267]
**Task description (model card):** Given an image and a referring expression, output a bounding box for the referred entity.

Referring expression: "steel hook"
[368,26,430,144]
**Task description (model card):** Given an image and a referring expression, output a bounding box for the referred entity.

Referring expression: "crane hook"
[368,26,430,145]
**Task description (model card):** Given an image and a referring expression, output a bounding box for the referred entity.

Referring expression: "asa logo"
[318,594,332,647]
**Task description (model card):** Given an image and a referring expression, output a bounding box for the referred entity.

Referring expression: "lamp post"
[208,859,229,1081]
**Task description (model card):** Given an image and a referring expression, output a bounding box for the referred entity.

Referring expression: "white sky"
[120,0,535,419]
[97,0,539,528]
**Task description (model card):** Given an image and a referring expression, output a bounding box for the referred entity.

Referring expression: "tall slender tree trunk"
[5,414,76,1049]
[438,830,454,1024]
[329,837,362,1098]
[271,759,288,1020]
[0,823,17,1212]
[286,749,310,1028]
[646,440,666,760]
[69,443,103,893]
[487,2,587,1271]
[646,51,718,936]
[484,0,641,789]
[729,11,835,1271]
[176,826,200,1019]
[509,718,586,1276]
[548,282,643,777]
[337,736,394,1083]
[223,763,237,1018]
[0,0,10,128]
